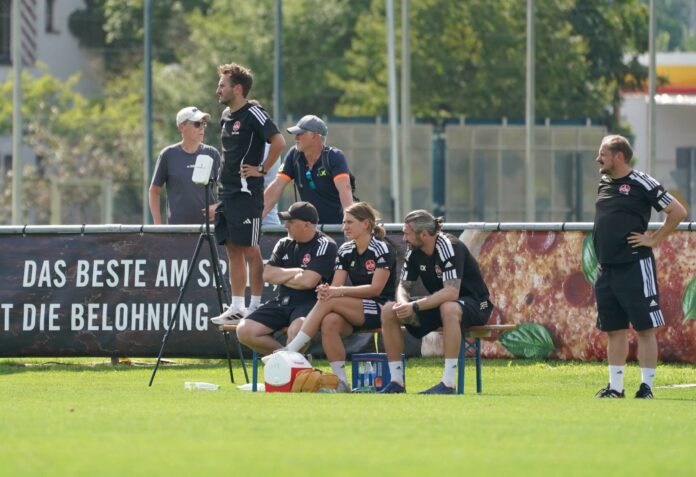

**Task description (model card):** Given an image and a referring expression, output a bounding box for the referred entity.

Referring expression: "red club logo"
[435,264,443,278]
[619,184,631,195]
[302,254,311,265]
[232,120,241,132]
[365,259,376,272]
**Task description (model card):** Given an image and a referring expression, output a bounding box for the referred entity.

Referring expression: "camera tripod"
[149,180,248,386]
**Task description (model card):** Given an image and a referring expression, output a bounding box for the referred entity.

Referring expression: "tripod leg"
[222,330,235,383]
[206,235,249,383]
[149,233,206,387]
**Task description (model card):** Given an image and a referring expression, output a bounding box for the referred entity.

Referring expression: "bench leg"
[457,341,465,395]
[475,338,482,394]
[222,331,235,384]
[252,351,259,392]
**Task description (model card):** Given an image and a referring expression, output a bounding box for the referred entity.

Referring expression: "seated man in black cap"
[262,115,355,225]
[236,201,338,355]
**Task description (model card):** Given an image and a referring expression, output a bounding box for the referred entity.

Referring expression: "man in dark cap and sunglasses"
[262,115,354,224]
[149,106,221,224]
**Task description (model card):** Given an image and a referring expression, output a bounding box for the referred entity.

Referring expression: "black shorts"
[405,297,493,339]
[214,194,262,246]
[245,297,315,332]
[351,299,383,332]
[595,257,665,332]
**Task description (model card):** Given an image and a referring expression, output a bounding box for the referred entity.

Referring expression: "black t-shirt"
[593,170,674,264]
[401,233,490,301]
[218,102,280,199]
[277,145,351,224]
[335,236,397,303]
[267,232,338,304]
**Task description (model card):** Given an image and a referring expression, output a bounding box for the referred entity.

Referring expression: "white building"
[1,0,101,183]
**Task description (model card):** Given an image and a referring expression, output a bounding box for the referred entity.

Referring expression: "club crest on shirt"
[365,259,376,272]
[435,264,443,278]
[302,253,311,265]
[619,184,631,195]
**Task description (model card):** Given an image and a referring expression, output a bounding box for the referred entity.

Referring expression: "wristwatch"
[257,164,267,175]
[411,301,420,314]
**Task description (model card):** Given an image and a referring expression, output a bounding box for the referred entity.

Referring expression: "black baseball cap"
[278,201,319,224]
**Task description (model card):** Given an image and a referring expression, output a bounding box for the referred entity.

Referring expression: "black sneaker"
[634,383,653,399]
[378,381,406,394]
[594,383,625,398]
[419,382,456,395]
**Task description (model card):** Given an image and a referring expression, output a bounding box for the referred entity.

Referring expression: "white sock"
[442,358,458,388]
[286,331,312,353]
[609,365,625,392]
[232,296,245,309]
[330,361,348,385]
[249,295,262,309]
[388,361,404,385]
[641,367,655,389]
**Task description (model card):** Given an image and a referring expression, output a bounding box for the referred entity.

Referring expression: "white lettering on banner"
[155,260,168,287]
[154,260,190,287]
[22,260,67,288]
[196,259,229,287]
[75,259,148,288]
[65,303,211,331]
[2,303,14,330]
[71,303,85,330]
[170,260,187,287]
[22,303,60,331]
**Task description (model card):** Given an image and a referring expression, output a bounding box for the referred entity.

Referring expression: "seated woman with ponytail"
[283,202,397,391]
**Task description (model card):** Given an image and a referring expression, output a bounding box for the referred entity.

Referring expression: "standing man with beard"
[211,63,286,325]
[592,135,686,399]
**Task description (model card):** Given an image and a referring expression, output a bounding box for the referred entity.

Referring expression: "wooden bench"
[219,323,516,394]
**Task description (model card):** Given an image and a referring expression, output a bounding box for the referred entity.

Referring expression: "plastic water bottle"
[184,381,220,391]
[358,361,366,391]
[365,361,376,393]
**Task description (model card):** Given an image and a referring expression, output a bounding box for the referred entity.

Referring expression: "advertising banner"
[1,228,694,361]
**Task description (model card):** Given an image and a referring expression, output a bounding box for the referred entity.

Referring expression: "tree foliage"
[331,0,649,122]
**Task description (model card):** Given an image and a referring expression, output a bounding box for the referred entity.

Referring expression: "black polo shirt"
[335,236,397,303]
[593,169,674,264]
[401,233,490,301]
[267,232,338,304]
[219,102,280,199]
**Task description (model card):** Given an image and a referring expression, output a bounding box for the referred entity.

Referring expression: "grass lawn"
[2,357,696,477]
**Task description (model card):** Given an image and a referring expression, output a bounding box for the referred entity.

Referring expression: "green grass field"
[2,357,696,477]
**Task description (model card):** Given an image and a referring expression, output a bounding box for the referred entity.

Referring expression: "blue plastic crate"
[351,353,405,392]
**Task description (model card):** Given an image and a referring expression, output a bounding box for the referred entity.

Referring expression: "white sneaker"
[336,381,350,393]
[210,304,247,326]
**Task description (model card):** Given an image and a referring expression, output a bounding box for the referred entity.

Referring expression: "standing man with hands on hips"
[592,135,686,399]
[149,106,221,225]
[211,63,286,325]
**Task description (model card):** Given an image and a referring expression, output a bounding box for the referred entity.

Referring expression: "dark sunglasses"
[189,121,207,128]
[305,169,317,189]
